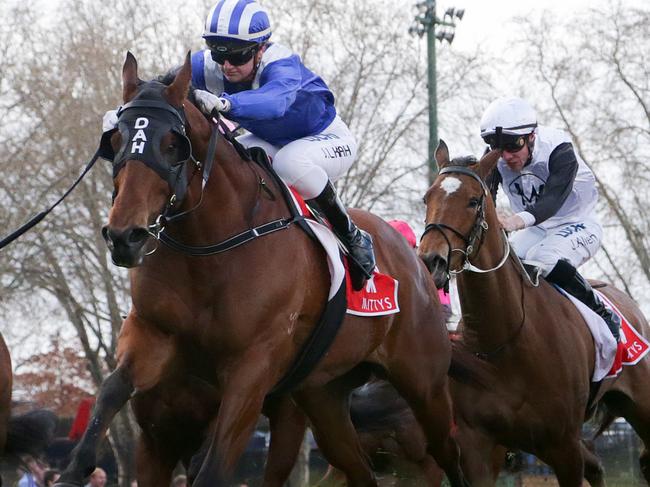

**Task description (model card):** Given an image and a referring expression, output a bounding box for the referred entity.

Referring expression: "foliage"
[12,336,94,418]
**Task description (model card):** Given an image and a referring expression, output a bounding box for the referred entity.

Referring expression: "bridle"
[423,165,526,361]
[421,165,510,285]
[100,87,302,257]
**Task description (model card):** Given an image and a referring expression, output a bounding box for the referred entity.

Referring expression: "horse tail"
[589,402,617,441]
[5,409,57,458]
[448,342,495,389]
[349,381,411,432]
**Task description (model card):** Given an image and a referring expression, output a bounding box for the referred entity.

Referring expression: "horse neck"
[168,123,284,247]
[456,203,525,350]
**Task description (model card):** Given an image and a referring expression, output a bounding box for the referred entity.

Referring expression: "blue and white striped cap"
[203,0,272,43]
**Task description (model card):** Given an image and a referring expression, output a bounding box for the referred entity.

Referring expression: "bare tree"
[515,3,650,306]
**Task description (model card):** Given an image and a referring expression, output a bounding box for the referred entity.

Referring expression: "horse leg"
[580,440,605,487]
[602,390,650,483]
[55,365,134,486]
[383,363,465,487]
[541,442,584,487]
[190,352,277,487]
[135,433,178,487]
[56,315,174,487]
[293,379,377,487]
[419,456,444,487]
[262,395,309,487]
[454,425,500,487]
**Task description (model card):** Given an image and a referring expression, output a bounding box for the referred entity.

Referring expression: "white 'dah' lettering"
[130,117,149,154]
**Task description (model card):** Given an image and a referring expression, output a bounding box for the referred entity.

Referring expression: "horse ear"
[476,149,501,181]
[434,140,451,169]
[165,51,192,107]
[122,51,141,102]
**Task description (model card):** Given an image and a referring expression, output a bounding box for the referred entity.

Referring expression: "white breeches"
[237,116,358,199]
[510,217,603,275]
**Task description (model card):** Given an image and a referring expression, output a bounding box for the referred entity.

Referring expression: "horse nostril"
[128,228,150,244]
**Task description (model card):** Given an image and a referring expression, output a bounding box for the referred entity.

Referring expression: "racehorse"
[0,333,58,486]
[54,52,465,487]
[419,141,650,486]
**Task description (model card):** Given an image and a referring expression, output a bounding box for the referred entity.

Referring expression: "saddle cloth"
[596,290,650,379]
[287,187,399,317]
[557,288,649,381]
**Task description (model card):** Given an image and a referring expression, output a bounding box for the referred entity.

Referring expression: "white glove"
[498,213,526,232]
[194,89,231,115]
[102,109,119,132]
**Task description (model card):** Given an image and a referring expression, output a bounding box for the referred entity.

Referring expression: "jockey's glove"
[102,109,119,132]
[195,90,231,115]
[498,213,526,232]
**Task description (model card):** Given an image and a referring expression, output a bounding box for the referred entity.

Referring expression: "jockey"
[479,96,620,341]
[191,0,375,288]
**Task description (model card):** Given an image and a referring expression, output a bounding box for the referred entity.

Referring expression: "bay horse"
[0,333,58,485]
[419,141,650,486]
[55,52,465,487]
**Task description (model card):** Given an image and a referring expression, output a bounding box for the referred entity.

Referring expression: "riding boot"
[308,181,376,291]
[546,259,621,341]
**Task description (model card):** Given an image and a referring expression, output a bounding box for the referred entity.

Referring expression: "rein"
[0,148,103,250]
[145,113,305,257]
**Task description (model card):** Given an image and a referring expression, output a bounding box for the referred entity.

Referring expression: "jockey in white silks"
[480,96,620,341]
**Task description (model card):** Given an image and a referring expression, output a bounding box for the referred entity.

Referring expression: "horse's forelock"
[450,155,478,167]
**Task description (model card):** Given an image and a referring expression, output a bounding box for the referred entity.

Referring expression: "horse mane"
[450,155,478,167]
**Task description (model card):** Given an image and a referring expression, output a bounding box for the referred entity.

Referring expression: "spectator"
[85,467,107,487]
[17,456,47,487]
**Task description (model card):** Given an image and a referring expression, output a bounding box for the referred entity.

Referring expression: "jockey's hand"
[102,109,119,132]
[498,213,526,232]
[195,90,231,116]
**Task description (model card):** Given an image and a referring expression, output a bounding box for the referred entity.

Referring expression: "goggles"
[482,133,529,152]
[207,40,258,66]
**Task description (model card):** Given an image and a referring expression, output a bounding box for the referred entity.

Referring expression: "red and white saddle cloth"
[597,291,650,379]
[560,288,650,381]
[288,188,399,317]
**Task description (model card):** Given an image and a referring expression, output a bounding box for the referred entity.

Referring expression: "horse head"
[418,140,501,288]
[100,52,209,267]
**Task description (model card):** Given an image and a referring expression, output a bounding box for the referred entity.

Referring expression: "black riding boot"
[546,259,621,341]
[308,181,376,291]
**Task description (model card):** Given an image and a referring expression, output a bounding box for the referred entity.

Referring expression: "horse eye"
[468,197,480,208]
[166,143,177,153]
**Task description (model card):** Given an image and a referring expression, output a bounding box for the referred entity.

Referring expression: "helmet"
[203,0,272,45]
[479,97,537,151]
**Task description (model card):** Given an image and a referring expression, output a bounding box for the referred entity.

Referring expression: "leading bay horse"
[55,52,465,487]
[419,141,650,486]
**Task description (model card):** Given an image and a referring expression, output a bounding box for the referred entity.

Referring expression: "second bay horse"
[55,53,464,487]
[419,141,650,486]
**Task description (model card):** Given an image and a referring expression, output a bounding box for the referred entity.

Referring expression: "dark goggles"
[482,133,529,152]
[207,40,258,66]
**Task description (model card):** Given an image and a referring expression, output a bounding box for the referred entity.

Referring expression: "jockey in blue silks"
[192,0,375,288]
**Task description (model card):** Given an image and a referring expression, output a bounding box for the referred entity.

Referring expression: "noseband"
[421,165,510,281]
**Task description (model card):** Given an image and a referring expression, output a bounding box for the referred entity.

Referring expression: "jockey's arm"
[221,56,302,121]
[525,142,579,225]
